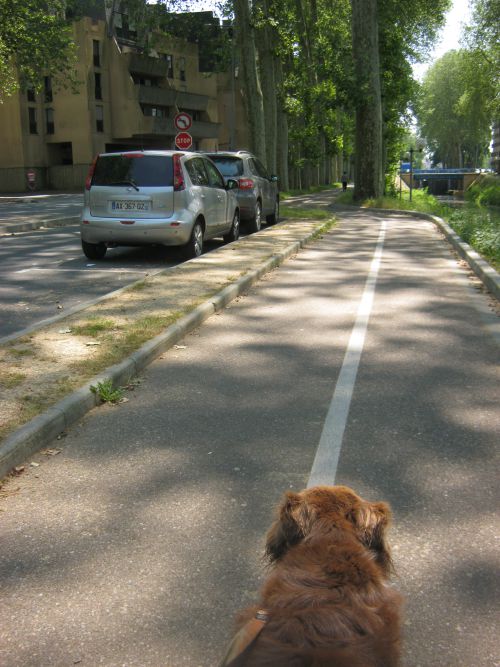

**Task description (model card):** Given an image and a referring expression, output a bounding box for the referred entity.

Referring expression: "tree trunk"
[351,0,384,200]
[256,0,277,173]
[234,0,266,162]
[276,59,289,189]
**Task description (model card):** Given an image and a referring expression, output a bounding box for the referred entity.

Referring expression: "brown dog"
[220,486,402,667]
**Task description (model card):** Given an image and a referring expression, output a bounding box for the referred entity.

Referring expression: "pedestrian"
[342,171,348,192]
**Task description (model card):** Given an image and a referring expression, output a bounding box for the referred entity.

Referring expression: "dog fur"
[228,485,402,667]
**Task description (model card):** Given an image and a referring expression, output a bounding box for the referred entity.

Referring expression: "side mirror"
[226,178,239,190]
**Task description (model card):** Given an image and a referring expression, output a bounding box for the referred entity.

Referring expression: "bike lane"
[0,208,498,666]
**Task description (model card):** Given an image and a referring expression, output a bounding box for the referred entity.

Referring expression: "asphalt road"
[0,193,83,222]
[0,223,239,341]
[1,207,498,666]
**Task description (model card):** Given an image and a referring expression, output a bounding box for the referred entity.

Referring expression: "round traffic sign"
[174,112,192,131]
[175,131,193,150]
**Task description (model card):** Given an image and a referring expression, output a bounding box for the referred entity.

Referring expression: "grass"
[281,205,335,221]
[0,370,27,389]
[90,379,124,404]
[72,318,117,337]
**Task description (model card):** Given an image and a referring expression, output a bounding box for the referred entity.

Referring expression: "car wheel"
[266,198,280,225]
[223,210,240,244]
[247,201,262,234]
[184,220,204,259]
[82,239,107,260]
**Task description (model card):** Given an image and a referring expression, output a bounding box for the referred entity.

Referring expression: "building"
[0,3,249,192]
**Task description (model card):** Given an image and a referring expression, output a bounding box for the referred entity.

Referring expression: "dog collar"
[219,609,269,666]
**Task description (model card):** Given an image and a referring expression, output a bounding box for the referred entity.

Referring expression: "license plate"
[111,200,151,211]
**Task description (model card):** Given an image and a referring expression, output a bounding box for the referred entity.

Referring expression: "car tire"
[247,201,262,234]
[82,239,107,260]
[223,210,240,244]
[183,220,204,259]
[266,198,280,225]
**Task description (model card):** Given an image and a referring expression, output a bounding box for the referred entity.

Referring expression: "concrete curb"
[0,228,317,479]
[0,215,80,236]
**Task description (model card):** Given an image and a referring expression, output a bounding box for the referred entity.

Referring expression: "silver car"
[80,150,240,260]
[204,151,279,233]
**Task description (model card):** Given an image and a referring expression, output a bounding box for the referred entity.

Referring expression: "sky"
[412,0,473,80]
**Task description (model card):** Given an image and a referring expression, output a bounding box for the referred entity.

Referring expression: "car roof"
[97,150,203,158]
[204,151,253,157]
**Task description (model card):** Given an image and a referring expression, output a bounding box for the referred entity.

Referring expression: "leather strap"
[219,610,269,666]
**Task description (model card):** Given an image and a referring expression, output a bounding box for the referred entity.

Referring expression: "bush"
[465,174,500,207]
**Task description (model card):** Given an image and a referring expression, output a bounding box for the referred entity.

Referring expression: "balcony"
[137,85,177,107]
[126,53,168,78]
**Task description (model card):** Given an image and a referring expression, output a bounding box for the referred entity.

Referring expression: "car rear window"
[92,154,173,187]
[207,156,244,178]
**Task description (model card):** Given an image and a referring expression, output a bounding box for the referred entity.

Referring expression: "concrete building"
[0,4,248,192]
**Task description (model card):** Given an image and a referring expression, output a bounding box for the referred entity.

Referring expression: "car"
[203,151,279,233]
[80,150,240,260]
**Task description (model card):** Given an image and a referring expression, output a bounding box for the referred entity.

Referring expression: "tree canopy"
[0,0,79,102]
[417,49,494,168]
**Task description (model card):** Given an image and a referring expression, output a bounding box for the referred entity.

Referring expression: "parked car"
[80,150,240,260]
[203,151,279,233]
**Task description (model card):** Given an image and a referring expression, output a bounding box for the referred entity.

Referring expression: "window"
[178,57,186,82]
[163,54,174,78]
[249,158,269,179]
[45,108,54,134]
[96,106,104,132]
[92,154,174,187]
[27,87,36,103]
[93,40,101,67]
[28,108,37,134]
[95,72,102,100]
[44,77,52,103]
[204,159,225,188]
[185,158,209,186]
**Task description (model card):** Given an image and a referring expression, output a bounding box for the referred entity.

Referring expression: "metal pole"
[399,157,402,199]
[409,147,414,202]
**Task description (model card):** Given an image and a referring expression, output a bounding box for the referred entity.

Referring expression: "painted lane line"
[308,220,387,488]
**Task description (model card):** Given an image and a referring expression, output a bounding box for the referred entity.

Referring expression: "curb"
[0,215,80,236]
[0,231,313,479]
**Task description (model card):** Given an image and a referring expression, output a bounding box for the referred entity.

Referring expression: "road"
[1,206,498,666]
[0,218,242,341]
[0,193,83,223]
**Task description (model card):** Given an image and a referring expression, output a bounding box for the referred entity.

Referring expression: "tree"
[464,0,500,117]
[417,50,493,167]
[0,0,79,102]
[351,0,384,200]
[233,0,267,162]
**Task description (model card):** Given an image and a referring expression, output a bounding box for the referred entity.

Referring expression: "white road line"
[308,220,387,488]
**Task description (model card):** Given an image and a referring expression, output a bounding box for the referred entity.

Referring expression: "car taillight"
[85,155,98,190]
[173,153,185,191]
[238,178,255,190]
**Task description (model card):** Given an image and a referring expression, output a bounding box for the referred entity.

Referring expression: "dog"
[220,485,402,667]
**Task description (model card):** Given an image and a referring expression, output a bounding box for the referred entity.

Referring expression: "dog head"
[265,485,393,573]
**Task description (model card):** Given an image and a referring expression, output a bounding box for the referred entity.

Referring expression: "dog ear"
[265,492,314,562]
[351,501,393,572]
